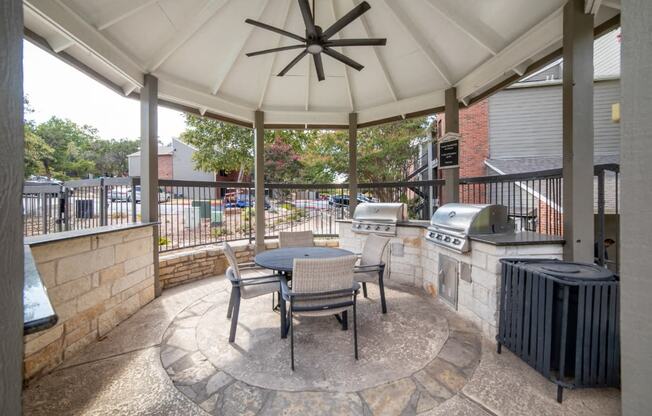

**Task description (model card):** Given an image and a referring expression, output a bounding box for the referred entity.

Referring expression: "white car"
[109,186,170,203]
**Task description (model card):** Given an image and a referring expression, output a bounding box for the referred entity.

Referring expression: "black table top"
[254,247,355,273]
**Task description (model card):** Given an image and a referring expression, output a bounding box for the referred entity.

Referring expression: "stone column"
[349,112,358,216]
[441,87,459,204]
[620,1,652,414]
[254,110,265,252]
[562,0,594,262]
[0,0,25,413]
[140,73,161,296]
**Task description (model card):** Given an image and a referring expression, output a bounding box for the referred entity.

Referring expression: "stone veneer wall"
[24,225,156,381]
[339,225,563,339]
[159,238,340,289]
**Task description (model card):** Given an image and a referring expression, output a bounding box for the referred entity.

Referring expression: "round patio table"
[254,247,354,273]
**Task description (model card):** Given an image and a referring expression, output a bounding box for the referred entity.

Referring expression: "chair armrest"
[354,262,385,272]
[235,274,279,288]
[280,275,292,301]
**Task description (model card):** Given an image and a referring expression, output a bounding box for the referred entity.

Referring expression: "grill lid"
[430,203,513,235]
[353,202,406,223]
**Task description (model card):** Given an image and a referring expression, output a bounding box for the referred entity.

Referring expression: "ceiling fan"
[244,0,386,81]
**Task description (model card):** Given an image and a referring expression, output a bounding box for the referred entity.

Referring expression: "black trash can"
[75,199,94,219]
[497,258,619,403]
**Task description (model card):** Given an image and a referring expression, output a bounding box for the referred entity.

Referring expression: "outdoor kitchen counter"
[470,231,565,246]
[24,222,158,246]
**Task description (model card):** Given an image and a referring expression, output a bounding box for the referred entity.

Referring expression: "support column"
[0,1,24,413]
[620,1,652,414]
[254,110,265,253]
[441,87,459,204]
[140,73,160,297]
[349,113,358,216]
[562,0,594,262]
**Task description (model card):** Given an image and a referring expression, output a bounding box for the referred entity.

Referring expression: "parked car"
[328,194,374,207]
[223,192,270,210]
[109,186,170,203]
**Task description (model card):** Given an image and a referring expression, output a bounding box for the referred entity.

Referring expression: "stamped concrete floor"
[23,272,621,416]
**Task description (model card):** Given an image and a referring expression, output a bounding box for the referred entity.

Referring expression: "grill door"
[438,254,459,309]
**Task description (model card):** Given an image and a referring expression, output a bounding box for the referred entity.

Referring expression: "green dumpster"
[211,209,223,226]
[191,200,211,219]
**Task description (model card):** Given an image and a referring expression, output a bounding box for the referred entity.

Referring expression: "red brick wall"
[437,98,489,203]
[158,155,173,180]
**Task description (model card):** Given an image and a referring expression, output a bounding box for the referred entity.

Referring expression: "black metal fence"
[23,178,441,252]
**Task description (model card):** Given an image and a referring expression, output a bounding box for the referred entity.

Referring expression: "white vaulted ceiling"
[22,0,620,127]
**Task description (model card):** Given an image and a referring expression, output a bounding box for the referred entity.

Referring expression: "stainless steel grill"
[351,203,406,236]
[426,203,514,252]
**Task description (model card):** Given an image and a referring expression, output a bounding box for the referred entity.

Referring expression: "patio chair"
[354,234,390,314]
[279,230,314,248]
[279,255,359,370]
[223,242,280,343]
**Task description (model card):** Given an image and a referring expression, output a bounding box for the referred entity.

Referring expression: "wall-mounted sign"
[438,133,460,169]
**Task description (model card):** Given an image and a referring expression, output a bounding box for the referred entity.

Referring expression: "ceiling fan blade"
[313,53,325,81]
[323,47,364,71]
[321,1,371,40]
[325,38,387,47]
[245,18,305,43]
[246,44,306,57]
[278,49,309,76]
[298,0,318,38]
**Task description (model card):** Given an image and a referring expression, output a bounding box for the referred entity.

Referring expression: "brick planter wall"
[25,225,156,381]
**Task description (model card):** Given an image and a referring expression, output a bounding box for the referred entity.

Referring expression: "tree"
[23,98,54,178]
[264,134,303,183]
[85,138,140,176]
[34,117,100,179]
[181,114,254,180]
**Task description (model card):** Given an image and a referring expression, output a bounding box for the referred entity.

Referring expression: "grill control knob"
[366,225,371,230]
[375,226,380,231]
[429,232,435,238]
[385,226,391,231]
[453,239,461,245]
[444,236,451,242]
[436,234,443,240]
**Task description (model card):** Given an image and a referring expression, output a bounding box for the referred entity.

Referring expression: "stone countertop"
[24,245,57,335]
[24,222,158,246]
[470,231,565,246]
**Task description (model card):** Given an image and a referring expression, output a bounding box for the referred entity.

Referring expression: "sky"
[23,40,186,145]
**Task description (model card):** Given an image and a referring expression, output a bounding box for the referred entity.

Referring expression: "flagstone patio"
[22,272,621,416]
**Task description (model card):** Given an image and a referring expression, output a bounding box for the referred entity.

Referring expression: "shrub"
[158,236,170,246]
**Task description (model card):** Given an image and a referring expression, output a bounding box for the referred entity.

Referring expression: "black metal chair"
[223,242,280,343]
[354,233,390,313]
[279,255,360,370]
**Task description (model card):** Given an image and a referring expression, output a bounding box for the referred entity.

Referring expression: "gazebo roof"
[23,0,619,128]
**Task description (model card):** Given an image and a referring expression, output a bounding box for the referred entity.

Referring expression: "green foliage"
[158,236,170,246]
[241,207,254,221]
[212,228,228,238]
[24,106,140,179]
[181,114,253,177]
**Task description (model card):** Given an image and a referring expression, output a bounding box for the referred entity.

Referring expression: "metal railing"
[23,177,137,237]
[23,177,442,252]
[459,164,620,269]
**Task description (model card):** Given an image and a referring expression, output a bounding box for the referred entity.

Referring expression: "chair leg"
[228,290,241,343]
[280,293,287,339]
[362,282,368,298]
[290,308,295,371]
[353,301,358,360]
[226,286,236,319]
[341,310,348,330]
[379,269,387,314]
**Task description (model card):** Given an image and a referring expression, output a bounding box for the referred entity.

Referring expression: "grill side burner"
[426,203,514,252]
[351,203,406,236]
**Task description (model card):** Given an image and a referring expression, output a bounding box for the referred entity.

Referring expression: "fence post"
[99,178,107,226]
[41,192,48,234]
[597,169,606,266]
[131,177,137,223]
[57,187,65,232]
[248,185,253,243]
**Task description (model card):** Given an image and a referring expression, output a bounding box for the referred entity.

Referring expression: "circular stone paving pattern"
[161,284,482,415]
